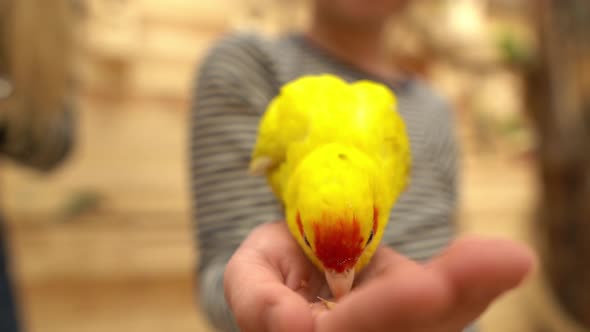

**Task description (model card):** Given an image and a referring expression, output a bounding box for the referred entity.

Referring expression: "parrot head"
[294,205,379,299]
[286,143,386,299]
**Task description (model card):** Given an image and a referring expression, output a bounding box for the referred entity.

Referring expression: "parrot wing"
[250,75,410,206]
[350,80,411,208]
[249,75,350,198]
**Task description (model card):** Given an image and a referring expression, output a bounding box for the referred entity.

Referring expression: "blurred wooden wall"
[76,0,231,105]
[1,1,240,331]
[74,0,309,106]
[525,0,590,329]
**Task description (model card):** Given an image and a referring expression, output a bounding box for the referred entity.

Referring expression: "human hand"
[224,222,534,332]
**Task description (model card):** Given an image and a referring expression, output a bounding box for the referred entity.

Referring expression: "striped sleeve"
[428,96,460,211]
[189,34,282,331]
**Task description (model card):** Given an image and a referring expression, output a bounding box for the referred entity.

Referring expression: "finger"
[225,249,314,332]
[354,246,405,285]
[310,301,330,318]
[224,224,314,332]
[317,255,453,332]
[254,223,327,301]
[427,236,535,329]
[316,236,535,332]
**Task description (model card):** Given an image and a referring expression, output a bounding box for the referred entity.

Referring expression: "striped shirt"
[191,32,461,332]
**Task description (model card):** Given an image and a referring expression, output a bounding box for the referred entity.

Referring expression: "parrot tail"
[248,156,274,176]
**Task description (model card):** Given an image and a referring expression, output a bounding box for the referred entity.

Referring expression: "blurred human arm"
[189,34,281,332]
[0,0,75,170]
[0,95,75,171]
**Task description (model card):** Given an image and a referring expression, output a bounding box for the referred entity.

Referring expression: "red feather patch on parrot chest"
[312,217,364,273]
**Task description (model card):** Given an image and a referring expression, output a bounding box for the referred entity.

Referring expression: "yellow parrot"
[249,74,411,299]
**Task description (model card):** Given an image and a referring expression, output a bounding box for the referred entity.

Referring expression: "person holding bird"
[190,0,534,331]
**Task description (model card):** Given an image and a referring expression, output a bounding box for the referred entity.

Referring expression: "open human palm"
[224,222,534,332]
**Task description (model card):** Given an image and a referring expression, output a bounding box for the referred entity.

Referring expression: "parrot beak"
[325,269,355,299]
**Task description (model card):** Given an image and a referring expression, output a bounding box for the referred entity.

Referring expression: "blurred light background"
[0,0,587,331]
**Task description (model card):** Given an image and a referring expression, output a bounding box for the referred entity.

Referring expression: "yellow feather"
[250,74,411,273]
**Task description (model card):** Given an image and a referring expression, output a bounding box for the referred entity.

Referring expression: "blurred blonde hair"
[0,0,74,140]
